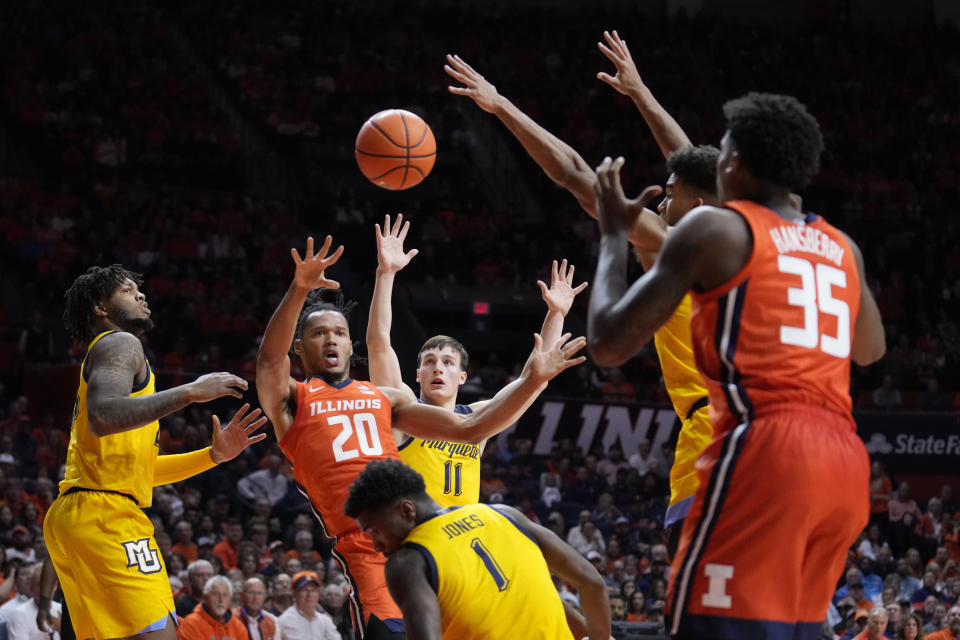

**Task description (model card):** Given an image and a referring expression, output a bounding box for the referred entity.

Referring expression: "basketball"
[355,109,437,190]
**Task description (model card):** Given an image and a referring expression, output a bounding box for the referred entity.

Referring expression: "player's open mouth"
[431,380,444,388]
[142,305,151,315]
[324,350,340,365]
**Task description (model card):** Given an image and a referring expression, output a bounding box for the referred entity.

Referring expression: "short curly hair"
[344,459,427,519]
[63,265,143,344]
[722,92,823,191]
[664,145,719,195]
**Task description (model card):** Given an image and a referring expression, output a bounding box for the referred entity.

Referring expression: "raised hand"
[596,30,644,97]
[376,213,419,274]
[210,403,269,463]
[444,54,501,113]
[538,259,589,316]
[189,372,249,403]
[595,156,662,236]
[527,333,588,385]
[291,235,345,291]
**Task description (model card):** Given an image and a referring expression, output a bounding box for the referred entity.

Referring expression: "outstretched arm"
[536,259,589,349]
[385,549,444,640]
[257,236,344,441]
[597,30,692,159]
[85,332,247,437]
[446,54,665,254]
[153,403,268,485]
[446,54,597,215]
[494,505,610,640]
[588,157,747,366]
[388,333,586,444]
[367,214,418,390]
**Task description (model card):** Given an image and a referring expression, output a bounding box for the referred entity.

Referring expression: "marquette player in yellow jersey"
[345,459,611,640]
[45,265,267,640]
[367,214,586,506]
[445,38,713,551]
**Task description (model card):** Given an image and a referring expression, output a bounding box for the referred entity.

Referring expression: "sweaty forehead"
[420,346,461,364]
[303,310,349,331]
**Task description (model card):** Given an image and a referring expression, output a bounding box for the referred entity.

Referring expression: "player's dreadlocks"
[63,265,143,344]
[722,92,824,192]
[344,459,427,519]
[665,145,720,196]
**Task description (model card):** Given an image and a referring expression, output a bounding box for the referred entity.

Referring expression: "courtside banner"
[467,396,960,475]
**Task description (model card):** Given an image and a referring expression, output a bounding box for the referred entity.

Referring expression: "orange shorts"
[333,530,403,639]
[667,404,869,640]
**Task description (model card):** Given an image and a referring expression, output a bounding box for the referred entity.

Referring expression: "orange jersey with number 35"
[279,378,399,538]
[690,201,861,434]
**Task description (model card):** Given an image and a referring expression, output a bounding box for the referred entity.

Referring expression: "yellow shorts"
[666,402,713,529]
[44,489,175,640]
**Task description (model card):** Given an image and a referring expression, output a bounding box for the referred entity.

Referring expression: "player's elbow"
[588,336,628,368]
[86,408,111,437]
[852,339,886,367]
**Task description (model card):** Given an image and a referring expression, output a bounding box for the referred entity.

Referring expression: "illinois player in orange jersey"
[587,93,886,640]
[256,235,586,640]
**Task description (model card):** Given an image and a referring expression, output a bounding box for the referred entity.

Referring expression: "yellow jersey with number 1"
[653,295,713,528]
[398,404,482,507]
[60,330,160,507]
[402,503,573,640]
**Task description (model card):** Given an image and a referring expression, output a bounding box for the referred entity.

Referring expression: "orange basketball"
[355,109,437,190]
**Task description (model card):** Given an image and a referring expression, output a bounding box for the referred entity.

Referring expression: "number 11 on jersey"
[443,461,463,496]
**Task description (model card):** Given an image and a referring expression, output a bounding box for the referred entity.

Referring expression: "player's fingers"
[226,375,248,390]
[533,332,544,351]
[317,235,335,259]
[573,281,589,295]
[290,247,303,264]
[406,248,419,261]
[564,355,588,369]
[248,433,268,445]
[212,414,221,431]
[596,157,613,191]
[391,213,403,234]
[245,416,268,433]
[322,278,341,291]
[603,29,622,54]
[325,244,345,266]
[383,213,391,233]
[636,185,664,210]
[448,86,473,96]
[596,72,617,87]
[597,42,618,63]
[452,54,477,74]
[560,258,569,280]
[536,280,549,297]
[306,236,314,258]
[443,65,470,84]
[399,219,411,242]
[374,223,383,241]
[230,402,251,423]
[611,156,626,198]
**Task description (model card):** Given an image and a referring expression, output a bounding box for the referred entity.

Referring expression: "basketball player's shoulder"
[86,331,143,368]
[673,205,748,244]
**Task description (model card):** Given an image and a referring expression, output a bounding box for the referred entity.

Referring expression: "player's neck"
[309,369,350,386]
[413,496,444,525]
[419,392,458,411]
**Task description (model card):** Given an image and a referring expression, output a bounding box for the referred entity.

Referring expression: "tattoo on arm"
[86,334,195,436]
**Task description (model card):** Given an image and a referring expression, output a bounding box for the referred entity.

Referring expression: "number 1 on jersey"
[471,538,510,592]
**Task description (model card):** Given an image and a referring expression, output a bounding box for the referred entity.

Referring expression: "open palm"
[291,235,345,290]
[376,213,419,273]
[538,259,588,316]
[210,403,269,464]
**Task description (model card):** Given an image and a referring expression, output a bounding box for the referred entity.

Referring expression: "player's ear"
[693,196,704,208]
[292,339,303,357]
[93,300,109,318]
[400,499,417,521]
[415,366,421,383]
[458,370,467,386]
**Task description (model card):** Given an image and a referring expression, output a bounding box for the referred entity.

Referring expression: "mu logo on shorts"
[121,538,163,574]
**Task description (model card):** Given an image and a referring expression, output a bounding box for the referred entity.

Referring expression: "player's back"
[279,378,398,537]
[60,330,159,507]
[398,403,481,506]
[690,201,861,433]
[403,503,573,640]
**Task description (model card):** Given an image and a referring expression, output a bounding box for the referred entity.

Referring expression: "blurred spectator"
[236,577,279,640]
[873,376,904,411]
[172,520,198,562]
[925,605,960,640]
[320,581,351,640]
[267,573,293,616]
[596,446,630,486]
[853,607,888,640]
[277,571,338,640]
[600,368,636,404]
[926,603,948,634]
[214,520,245,571]
[0,563,37,621]
[237,453,287,508]
[6,526,35,563]
[870,461,894,532]
[609,594,626,622]
[178,575,248,640]
[4,562,62,640]
[176,559,215,618]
